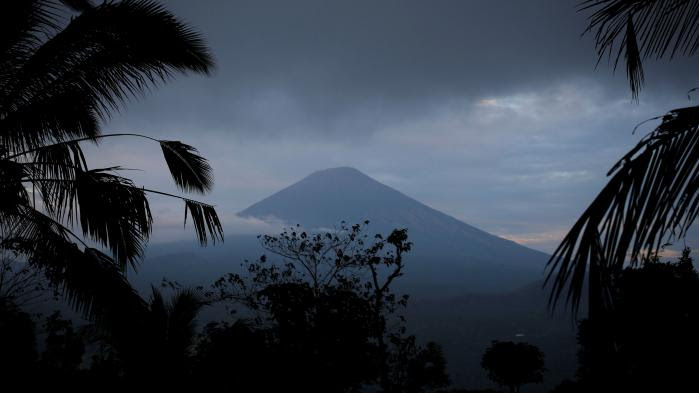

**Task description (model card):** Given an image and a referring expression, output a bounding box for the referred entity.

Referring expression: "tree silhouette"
[97,286,207,383]
[192,320,273,391]
[210,222,449,393]
[0,0,222,324]
[0,297,37,379]
[546,0,699,313]
[480,341,545,393]
[575,248,699,391]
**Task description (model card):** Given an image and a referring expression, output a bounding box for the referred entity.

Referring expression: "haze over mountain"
[238,166,549,292]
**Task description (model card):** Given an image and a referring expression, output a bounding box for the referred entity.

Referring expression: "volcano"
[238,167,549,293]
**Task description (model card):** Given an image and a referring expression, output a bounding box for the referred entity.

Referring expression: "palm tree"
[547,0,699,312]
[115,286,206,381]
[0,0,222,324]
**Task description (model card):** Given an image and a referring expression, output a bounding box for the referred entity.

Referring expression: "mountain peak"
[238,166,403,227]
[300,166,377,186]
[238,167,548,289]
[309,166,365,176]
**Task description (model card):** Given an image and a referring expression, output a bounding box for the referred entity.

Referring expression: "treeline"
[5,224,699,392]
[1,224,452,392]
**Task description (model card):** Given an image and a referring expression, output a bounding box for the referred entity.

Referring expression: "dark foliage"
[1,224,454,391]
[0,0,222,324]
[0,299,98,387]
[38,311,86,376]
[547,104,699,312]
[0,297,37,378]
[210,222,450,393]
[573,248,699,391]
[481,341,545,393]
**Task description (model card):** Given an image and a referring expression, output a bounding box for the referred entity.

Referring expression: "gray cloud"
[89,0,699,253]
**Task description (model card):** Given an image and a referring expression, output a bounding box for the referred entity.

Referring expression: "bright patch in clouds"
[100,76,693,254]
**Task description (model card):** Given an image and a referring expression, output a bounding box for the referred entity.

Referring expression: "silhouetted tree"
[40,312,85,371]
[0,297,37,379]
[193,320,273,391]
[0,298,93,385]
[547,0,699,314]
[0,0,222,326]
[387,337,450,393]
[575,248,699,391]
[96,286,207,383]
[210,222,449,393]
[481,341,545,393]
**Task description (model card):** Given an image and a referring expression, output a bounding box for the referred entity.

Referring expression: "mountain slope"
[239,167,549,291]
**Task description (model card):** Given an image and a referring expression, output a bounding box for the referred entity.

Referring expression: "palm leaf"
[0,1,58,87]
[1,0,214,152]
[73,169,153,269]
[24,167,154,270]
[24,142,87,220]
[0,159,31,216]
[547,105,699,310]
[160,140,213,193]
[59,0,93,12]
[1,205,147,324]
[582,0,699,98]
[0,0,220,325]
[52,247,148,325]
[166,288,205,352]
[184,199,223,245]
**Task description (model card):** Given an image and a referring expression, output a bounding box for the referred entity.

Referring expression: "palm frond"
[52,247,148,324]
[73,169,153,269]
[0,87,102,153]
[1,205,147,324]
[184,199,223,245]
[582,0,699,97]
[624,14,645,99]
[30,141,87,176]
[160,140,213,193]
[59,0,93,12]
[167,288,205,349]
[0,0,220,325]
[1,0,213,152]
[0,159,31,215]
[0,1,58,87]
[148,286,168,335]
[547,105,699,310]
[25,167,154,269]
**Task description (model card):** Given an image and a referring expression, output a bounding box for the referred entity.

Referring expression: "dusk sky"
[87,0,698,252]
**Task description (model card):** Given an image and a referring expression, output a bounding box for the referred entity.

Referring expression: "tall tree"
[547,0,699,311]
[115,287,206,382]
[211,222,449,393]
[0,0,222,324]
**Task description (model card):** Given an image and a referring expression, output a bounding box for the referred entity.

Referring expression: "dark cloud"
[106,0,613,135]
[95,1,699,252]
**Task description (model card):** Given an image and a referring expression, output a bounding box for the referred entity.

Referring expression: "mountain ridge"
[238,166,549,275]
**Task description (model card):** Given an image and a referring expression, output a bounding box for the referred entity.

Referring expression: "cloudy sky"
[88,0,698,252]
